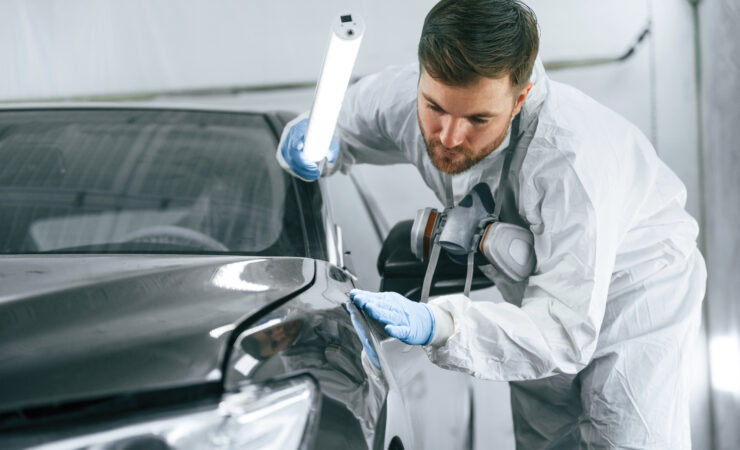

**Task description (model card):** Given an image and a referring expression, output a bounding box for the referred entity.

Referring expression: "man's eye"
[426,103,443,113]
[470,117,488,125]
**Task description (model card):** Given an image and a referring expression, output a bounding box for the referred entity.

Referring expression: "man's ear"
[512,81,533,116]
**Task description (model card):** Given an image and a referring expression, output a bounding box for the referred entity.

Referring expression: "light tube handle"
[303,13,365,163]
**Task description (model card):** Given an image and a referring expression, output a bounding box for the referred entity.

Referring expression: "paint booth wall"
[699,1,740,449]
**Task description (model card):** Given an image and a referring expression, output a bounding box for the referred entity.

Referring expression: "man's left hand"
[350,289,435,345]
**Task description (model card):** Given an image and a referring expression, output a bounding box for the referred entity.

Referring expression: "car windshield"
[0,108,325,258]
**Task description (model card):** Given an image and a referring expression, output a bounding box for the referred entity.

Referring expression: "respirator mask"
[410,182,536,302]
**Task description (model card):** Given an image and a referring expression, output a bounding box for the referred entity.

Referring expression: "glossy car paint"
[225,260,472,450]
[0,255,313,412]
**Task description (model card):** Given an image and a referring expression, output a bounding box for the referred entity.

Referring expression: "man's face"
[417,68,532,174]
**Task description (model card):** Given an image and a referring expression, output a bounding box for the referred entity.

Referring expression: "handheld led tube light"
[303,13,365,162]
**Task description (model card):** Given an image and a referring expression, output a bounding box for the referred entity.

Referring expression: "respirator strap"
[443,173,455,209]
[420,236,442,303]
[493,114,521,221]
[464,251,475,297]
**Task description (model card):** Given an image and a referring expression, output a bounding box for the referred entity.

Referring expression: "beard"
[418,112,510,175]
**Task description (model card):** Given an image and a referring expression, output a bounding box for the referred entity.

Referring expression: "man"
[277,1,706,448]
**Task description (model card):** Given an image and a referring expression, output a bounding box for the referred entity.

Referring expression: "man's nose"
[439,116,466,148]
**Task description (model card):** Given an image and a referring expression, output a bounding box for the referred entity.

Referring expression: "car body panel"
[0,255,313,411]
[224,259,471,450]
[225,259,384,449]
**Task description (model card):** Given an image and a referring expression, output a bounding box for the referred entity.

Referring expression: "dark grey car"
[0,107,473,449]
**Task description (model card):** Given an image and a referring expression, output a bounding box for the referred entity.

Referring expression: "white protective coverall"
[278,59,706,449]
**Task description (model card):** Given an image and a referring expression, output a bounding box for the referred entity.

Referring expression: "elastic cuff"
[426,303,454,347]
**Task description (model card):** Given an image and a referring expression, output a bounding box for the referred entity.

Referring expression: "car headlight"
[30,376,319,450]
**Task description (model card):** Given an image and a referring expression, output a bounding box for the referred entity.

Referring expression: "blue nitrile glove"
[350,289,435,346]
[280,118,340,181]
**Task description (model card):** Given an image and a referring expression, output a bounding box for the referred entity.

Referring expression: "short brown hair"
[418,0,539,88]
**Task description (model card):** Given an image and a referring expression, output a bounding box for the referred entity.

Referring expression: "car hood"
[0,255,314,412]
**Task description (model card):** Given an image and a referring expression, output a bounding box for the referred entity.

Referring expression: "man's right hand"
[279,118,339,181]
[350,289,436,346]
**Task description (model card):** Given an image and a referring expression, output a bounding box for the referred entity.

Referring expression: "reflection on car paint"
[241,319,304,359]
[225,266,387,450]
[0,256,313,413]
[211,260,272,292]
[344,300,381,370]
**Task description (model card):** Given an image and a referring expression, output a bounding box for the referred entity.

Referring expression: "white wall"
[1,0,436,101]
[699,1,740,448]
